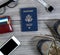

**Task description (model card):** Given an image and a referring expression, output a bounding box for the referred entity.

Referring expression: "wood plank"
[0,0,60,55]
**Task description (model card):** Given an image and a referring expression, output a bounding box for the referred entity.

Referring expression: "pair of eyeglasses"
[0,0,18,15]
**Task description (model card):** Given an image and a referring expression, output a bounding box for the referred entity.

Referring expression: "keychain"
[0,0,18,15]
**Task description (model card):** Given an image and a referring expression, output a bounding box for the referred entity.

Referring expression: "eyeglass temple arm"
[0,0,13,8]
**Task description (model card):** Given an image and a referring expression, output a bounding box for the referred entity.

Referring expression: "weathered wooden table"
[0,0,60,55]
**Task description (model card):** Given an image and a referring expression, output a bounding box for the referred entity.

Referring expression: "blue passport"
[20,7,38,31]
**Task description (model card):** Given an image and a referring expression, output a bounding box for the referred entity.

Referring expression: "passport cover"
[0,16,13,34]
[20,7,38,31]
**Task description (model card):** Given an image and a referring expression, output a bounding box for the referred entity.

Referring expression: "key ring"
[0,0,18,15]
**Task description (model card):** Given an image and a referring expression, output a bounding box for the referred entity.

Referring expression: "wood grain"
[0,0,60,55]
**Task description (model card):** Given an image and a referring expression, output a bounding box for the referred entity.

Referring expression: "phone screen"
[0,39,18,55]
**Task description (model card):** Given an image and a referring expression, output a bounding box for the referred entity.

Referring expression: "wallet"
[0,16,13,34]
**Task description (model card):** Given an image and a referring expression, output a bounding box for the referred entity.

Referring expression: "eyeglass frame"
[0,0,18,15]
